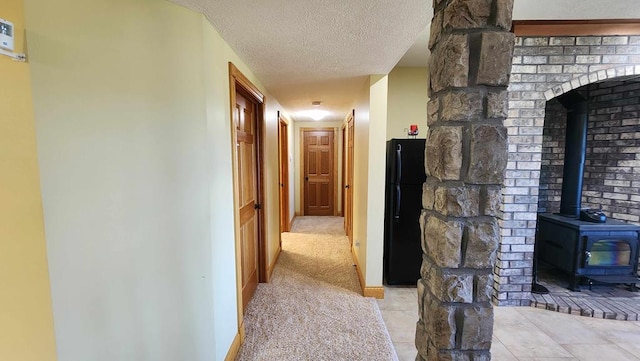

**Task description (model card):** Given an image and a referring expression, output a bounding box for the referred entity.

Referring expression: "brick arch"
[496,35,640,306]
[543,65,640,101]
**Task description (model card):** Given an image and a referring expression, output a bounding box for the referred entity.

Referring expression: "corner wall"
[348,75,388,289]
[387,67,428,140]
[0,1,57,360]
[365,75,388,287]
[25,1,286,359]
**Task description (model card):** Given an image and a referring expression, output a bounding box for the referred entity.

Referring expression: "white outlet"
[355,240,360,247]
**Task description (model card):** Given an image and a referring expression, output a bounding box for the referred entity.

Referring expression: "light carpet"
[236,216,398,361]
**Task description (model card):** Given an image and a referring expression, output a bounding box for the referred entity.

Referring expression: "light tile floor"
[378,286,640,361]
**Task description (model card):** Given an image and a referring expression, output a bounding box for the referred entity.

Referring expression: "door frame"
[278,112,290,233]
[299,127,339,216]
[345,111,355,245]
[341,123,346,218]
[228,62,268,329]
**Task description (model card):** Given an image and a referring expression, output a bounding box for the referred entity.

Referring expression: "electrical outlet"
[355,240,360,247]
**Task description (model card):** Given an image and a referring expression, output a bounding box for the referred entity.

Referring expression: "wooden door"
[235,90,260,312]
[341,125,346,217]
[303,130,335,216]
[278,116,289,232]
[345,114,354,244]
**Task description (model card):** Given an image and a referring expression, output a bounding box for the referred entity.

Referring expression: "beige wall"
[386,67,428,140]
[0,1,57,360]
[293,121,344,216]
[25,0,286,359]
[351,79,371,277]
[365,75,389,286]
[348,75,389,288]
[201,16,288,355]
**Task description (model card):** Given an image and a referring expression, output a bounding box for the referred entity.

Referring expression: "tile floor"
[378,286,640,361]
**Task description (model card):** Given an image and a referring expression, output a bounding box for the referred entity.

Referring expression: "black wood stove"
[535,91,640,291]
[537,213,640,291]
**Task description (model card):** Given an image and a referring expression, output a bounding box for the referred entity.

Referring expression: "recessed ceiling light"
[299,109,330,121]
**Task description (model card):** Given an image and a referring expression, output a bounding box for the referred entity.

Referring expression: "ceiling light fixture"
[300,109,330,121]
[298,101,329,121]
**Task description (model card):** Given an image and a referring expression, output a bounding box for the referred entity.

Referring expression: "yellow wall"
[386,67,428,140]
[365,75,388,286]
[351,79,371,278]
[348,75,388,288]
[0,0,57,360]
[24,0,288,359]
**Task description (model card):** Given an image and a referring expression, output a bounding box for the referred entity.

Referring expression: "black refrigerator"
[383,138,426,285]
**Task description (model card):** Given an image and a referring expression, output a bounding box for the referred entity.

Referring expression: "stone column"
[416,1,514,360]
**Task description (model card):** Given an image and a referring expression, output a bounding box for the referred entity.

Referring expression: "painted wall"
[386,67,428,140]
[293,121,344,216]
[0,1,57,360]
[201,17,288,357]
[351,80,371,277]
[365,75,388,286]
[25,0,285,360]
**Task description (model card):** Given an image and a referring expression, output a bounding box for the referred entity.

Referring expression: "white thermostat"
[0,18,14,51]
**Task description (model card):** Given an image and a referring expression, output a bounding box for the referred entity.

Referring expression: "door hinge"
[254,203,262,210]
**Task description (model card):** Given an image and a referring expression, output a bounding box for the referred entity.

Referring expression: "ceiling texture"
[171,0,640,123]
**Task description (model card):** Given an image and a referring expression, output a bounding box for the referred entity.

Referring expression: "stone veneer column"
[416,1,515,360]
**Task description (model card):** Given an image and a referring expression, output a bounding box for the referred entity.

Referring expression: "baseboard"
[350,247,384,299]
[267,244,282,281]
[289,214,297,230]
[224,327,243,361]
[364,287,385,299]
[351,246,366,294]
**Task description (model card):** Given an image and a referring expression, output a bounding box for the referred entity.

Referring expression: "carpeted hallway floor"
[236,216,398,361]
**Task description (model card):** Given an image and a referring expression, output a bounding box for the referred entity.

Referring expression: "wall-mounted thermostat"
[0,18,15,51]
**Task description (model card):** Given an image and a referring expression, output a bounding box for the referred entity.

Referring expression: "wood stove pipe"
[557,91,589,218]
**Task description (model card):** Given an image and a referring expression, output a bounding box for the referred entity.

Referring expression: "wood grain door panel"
[235,92,259,312]
[304,130,334,216]
[278,118,289,232]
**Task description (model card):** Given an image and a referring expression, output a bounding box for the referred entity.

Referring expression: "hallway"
[237,216,397,360]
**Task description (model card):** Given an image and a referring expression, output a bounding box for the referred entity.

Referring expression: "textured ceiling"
[170,0,640,122]
[171,0,430,122]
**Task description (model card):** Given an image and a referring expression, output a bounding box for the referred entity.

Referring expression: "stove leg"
[569,275,581,292]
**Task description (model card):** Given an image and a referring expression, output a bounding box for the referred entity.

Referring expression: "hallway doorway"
[300,128,338,216]
[278,113,290,233]
[344,113,354,245]
[229,63,267,317]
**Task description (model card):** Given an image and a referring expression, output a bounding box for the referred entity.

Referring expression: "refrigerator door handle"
[395,184,401,220]
[396,144,402,183]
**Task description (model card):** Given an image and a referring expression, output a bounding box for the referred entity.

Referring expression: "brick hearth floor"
[379,285,640,361]
[531,268,640,321]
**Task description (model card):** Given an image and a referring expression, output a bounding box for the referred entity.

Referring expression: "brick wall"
[498,35,640,306]
[539,80,640,223]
